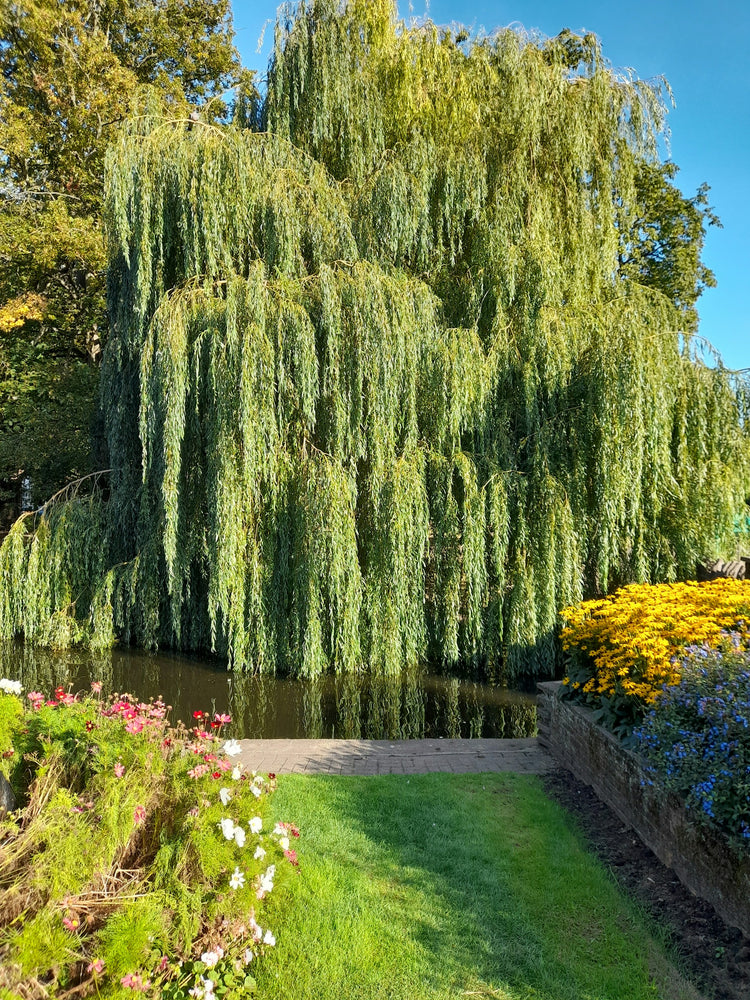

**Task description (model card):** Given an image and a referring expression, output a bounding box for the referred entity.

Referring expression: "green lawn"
[256,774,700,1000]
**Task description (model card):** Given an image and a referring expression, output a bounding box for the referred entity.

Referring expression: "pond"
[0,642,537,740]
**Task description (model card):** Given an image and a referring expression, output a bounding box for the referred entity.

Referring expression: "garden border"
[537,680,750,936]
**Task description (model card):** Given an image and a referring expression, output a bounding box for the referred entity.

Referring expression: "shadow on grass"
[257,773,696,1000]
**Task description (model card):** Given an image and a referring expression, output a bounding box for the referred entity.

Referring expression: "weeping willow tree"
[1,0,748,679]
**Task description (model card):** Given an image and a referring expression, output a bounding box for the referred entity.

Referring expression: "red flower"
[193,710,205,719]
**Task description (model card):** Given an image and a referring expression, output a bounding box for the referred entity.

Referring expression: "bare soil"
[543,767,750,1000]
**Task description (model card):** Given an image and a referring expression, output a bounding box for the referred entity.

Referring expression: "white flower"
[249,816,262,834]
[263,930,276,947]
[201,951,220,968]
[229,867,245,890]
[266,864,276,878]
[249,918,263,942]
[254,845,266,861]
[219,787,231,806]
[0,678,22,695]
[234,825,247,848]
[257,873,274,897]
[223,739,242,757]
[188,987,204,999]
[272,823,285,836]
[250,784,261,798]
[278,836,290,851]
[243,948,254,965]
[231,765,243,780]
[202,979,215,997]
[219,818,235,840]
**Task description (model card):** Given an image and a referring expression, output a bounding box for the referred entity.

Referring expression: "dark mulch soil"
[543,767,750,1000]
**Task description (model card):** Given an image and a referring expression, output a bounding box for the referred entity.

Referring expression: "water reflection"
[0,642,536,740]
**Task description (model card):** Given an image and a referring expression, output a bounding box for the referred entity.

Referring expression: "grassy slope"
[255,774,700,1000]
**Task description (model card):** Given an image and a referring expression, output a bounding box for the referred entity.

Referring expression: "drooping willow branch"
[1,0,747,678]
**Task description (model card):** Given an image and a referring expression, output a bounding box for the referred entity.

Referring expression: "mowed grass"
[256,774,700,1000]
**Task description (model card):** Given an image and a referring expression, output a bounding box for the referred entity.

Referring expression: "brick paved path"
[235,737,552,776]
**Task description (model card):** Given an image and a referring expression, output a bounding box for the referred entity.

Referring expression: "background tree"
[0,0,244,520]
[1,0,747,681]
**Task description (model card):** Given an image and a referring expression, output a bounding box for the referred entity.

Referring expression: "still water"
[0,642,536,740]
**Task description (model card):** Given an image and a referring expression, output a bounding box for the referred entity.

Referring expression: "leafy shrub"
[634,638,750,847]
[0,682,299,998]
[560,579,750,738]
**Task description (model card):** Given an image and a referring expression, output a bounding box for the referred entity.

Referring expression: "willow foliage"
[1,0,748,679]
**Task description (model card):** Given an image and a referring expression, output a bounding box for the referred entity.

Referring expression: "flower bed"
[538,681,750,936]
[560,578,750,738]
[0,681,298,998]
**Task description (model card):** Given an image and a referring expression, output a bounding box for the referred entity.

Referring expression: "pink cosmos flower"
[214,713,231,724]
[91,681,103,693]
[133,805,146,825]
[87,958,105,974]
[114,763,125,778]
[120,973,151,990]
[62,915,80,932]
[125,718,144,734]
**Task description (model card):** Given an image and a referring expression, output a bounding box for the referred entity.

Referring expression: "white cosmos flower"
[250,784,261,798]
[254,845,266,861]
[272,823,285,835]
[234,825,246,847]
[0,678,22,695]
[243,949,254,965]
[219,818,235,840]
[219,787,231,806]
[249,816,262,834]
[231,765,243,780]
[201,951,220,968]
[263,930,276,947]
[223,739,242,757]
[229,867,245,890]
[278,835,290,851]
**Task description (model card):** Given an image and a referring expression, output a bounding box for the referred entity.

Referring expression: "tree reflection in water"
[1,642,536,739]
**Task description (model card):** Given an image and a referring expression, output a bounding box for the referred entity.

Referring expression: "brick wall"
[537,680,750,936]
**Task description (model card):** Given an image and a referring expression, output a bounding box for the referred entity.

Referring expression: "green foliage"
[0,684,294,997]
[0,0,244,514]
[1,1,748,680]
[634,638,750,847]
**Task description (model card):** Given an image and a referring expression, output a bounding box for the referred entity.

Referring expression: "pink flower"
[91,681,103,693]
[120,973,151,990]
[125,718,144,734]
[87,958,105,974]
[133,805,146,825]
[114,763,125,778]
[284,848,299,867]
[187,763,210,779]
[214,713,231,725]
[62,915,80,932]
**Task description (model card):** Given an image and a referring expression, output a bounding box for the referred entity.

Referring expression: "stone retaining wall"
[537,680,750,936]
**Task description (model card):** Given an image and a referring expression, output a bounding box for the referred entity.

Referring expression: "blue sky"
[231,1,749,371]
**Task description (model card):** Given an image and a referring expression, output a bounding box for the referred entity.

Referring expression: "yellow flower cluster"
[561,579,750,705]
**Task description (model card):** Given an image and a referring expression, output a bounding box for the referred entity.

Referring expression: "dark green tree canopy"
[1,0,747,681]
[0,0,244,514]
